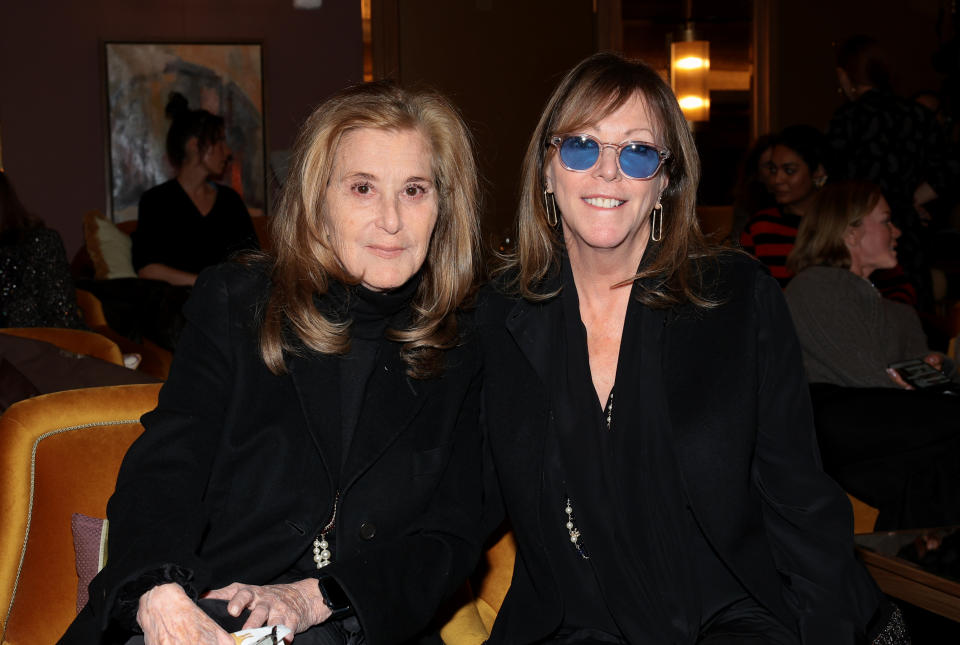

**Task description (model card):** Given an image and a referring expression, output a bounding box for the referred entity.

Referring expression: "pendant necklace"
[563,389,614,560]
[313,491,339,569]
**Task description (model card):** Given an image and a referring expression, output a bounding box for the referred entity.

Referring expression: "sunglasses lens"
[559,136,600,171]
[619,144,662,179]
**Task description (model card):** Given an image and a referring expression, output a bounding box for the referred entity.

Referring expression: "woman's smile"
[583,195,627,209]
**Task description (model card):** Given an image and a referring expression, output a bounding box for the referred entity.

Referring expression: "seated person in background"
[132,92,259,287]
[785,180,960,529]
[0,171,84,328]
[740,125,828,287]
[728,133,775,242]
[59,81,484,644]
[828,35,958,310]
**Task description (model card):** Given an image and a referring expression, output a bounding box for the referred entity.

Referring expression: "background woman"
[478,53,891,644]
[728,133,775,242]
[60,81,483,644]
[786,180,960,528]
[739,124,828,287]
[132,92,260,287]
[0,171,84,328]
[828,35,958,309]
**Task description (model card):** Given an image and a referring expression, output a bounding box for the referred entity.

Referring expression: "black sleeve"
[751,272,881,640]
[86,266,239,629]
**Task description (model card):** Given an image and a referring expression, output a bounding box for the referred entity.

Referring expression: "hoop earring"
[651,202,664,242]
[544,189,559,227]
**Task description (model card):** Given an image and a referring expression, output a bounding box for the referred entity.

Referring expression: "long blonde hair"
[787,180,882,274]
[260,81,481,378]
[501,52,716,307]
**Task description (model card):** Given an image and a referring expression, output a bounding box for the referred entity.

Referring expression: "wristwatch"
[316,575,354,620]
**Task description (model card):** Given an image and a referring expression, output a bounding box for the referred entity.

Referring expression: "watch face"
[319,576,351,611]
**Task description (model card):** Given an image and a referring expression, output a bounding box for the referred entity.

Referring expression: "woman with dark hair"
[477,53,895,644]
[60,81,484,644]
[0,171,84,328]
[785,180,960,529]
[131,92,259,287]
[728,133,775,242]
[739,125,828,287]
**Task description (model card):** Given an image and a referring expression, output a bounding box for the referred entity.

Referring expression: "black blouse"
[132,180,259,274]
[541,256,748,642]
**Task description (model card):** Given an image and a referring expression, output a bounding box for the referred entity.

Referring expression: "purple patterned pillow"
[71,513,108,613]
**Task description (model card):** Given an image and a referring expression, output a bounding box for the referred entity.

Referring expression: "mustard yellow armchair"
[0,379,514,644]
[847,492,880,535]
[0,383,160,645]
[440,529,515,643]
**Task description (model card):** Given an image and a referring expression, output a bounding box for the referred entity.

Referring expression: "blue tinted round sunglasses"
[549,134,671,180]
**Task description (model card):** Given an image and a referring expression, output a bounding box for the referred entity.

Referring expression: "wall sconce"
[671,38,710,122]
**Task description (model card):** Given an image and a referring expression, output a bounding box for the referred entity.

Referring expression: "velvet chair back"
[0,383,160,645]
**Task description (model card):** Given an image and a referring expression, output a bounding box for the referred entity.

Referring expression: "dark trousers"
[810,383,960,529]
[123,598,364,645]
[698,598,798,644]
[542,597,798,644]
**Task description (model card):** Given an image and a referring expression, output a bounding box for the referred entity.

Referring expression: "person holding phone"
[786,180,960,529]
[60,81,484,645]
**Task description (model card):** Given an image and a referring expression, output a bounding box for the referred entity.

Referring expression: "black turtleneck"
[319,273,420,485]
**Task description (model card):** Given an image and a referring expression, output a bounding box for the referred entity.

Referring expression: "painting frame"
[102,41,267,222]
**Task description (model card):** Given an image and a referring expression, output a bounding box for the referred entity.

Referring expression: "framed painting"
[103,41,266,222]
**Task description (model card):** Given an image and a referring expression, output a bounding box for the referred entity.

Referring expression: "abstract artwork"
[104,42,265,222]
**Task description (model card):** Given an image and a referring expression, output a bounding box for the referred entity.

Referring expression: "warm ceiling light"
[675,56,708,70]
[678,96,707,109]
[671,40,710,122]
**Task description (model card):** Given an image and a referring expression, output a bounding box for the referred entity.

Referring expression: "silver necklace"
[565,498,589,559]
[563,390,613,560]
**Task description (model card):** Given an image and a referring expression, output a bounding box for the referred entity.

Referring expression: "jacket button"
[359,521,377,540]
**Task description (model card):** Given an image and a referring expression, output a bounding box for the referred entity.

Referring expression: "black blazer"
[65,263,483,645]
[477,253,881,644]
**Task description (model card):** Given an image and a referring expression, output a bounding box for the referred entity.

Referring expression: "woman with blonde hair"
[61,80,484,645]
[786,180,960,529]
[478,53,893,644]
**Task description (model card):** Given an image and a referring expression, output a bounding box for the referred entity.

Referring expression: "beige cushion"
[83,211,137,280]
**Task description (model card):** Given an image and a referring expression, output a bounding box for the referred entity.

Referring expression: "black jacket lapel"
[505,297,563,389]
[288,352,339,491]
[341,341,430,490]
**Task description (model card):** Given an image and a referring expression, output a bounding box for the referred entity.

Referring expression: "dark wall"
[391,0,597,247]
[0,0,362,256]
[773,1,945,133]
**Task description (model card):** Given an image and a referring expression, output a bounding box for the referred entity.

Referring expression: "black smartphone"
[888,358,955,392]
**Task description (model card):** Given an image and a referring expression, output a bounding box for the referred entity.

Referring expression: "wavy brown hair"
[260,81,481,378]
[500,52,716,307]
[787,180,882,274]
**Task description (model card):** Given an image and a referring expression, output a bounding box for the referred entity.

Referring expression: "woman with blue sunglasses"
[476,53,898,643]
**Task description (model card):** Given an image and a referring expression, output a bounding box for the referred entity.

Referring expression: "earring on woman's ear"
[544,189,559,227]
[651,202,664,242]
[651,196,664,242]
[814,175,827,189]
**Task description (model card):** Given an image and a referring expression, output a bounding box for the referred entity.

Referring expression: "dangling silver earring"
[544,189,559,227]
[814,175,827,189]
[651,201,664,242]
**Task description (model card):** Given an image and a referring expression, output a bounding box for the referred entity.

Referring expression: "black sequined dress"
[0,227,84,328]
